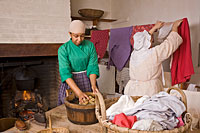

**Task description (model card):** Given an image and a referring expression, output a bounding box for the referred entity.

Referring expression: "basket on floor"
[95,87,192,133]
[37,116,69,133]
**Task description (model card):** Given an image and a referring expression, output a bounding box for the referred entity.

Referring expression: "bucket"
[64,92,98,125]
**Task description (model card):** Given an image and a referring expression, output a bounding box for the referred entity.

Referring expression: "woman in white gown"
[124,19,183,96]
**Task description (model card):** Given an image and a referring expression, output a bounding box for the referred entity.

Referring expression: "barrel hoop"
[65,105,95,112]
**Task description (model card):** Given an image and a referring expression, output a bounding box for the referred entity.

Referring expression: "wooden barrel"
[64,92,98,125]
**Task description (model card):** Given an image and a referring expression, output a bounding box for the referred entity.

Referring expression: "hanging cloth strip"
[108,26,133,71]
[171,18,194,85]
[90,30,109,59]
[130,24,155,47]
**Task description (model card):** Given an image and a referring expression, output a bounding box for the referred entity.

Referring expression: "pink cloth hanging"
[171,18,194,86]
[130,24,155,47]
[90,30,109,59]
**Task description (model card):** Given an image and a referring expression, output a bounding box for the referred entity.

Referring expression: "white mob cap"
[69,20,85,34]
[133,30,151,51]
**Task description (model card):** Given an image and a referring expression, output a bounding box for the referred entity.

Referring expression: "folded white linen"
[132,119,163,131]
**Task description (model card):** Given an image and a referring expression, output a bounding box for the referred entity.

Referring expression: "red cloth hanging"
[90,30,109,59]
[171,18,194,86]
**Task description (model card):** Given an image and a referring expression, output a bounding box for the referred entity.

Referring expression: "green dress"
[58,39,99,82]
[57,39,99,105]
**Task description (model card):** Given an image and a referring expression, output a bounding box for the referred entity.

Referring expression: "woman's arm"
[154,19,183,62]
[89,74,99,93]
[65,78,89,103]
[149,21,164,35]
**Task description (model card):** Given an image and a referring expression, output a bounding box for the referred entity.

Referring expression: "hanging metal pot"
[14,66,36,91]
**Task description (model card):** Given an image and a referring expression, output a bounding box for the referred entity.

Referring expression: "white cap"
[69,20,85,34]
[133,30,151,51]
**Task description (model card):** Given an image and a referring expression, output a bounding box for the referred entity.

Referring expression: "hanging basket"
[95,87,192,133]
[37,115,69,133]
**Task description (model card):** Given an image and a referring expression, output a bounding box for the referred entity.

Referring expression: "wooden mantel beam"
[0,43,63,58]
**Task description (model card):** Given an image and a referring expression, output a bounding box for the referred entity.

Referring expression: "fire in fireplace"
[11,90,37,121]
[22,90,33,101]
[0,44,61,122]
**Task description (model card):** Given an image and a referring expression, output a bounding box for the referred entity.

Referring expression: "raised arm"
[149,21,164,35]
[155,19,183,62]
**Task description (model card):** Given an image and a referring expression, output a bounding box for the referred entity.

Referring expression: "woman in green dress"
[58,20,99,105]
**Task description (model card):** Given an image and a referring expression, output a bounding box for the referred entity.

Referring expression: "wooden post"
[93,19,99,27]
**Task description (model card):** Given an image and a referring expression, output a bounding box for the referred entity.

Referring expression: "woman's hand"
[172,19,183,32]
[154,21,165,30]
[65,78,89,103]
[149,21,164,35]
[92,85,99,94]
[77,91,89,104]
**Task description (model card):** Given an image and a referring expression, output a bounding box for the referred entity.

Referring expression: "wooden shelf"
[71,16,117,26]
[71,16,117,22]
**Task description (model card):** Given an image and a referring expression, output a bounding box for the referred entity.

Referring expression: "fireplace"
[0,43,62,120]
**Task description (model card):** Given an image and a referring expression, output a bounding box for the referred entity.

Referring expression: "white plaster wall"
[111,0,200,85]
[0,0,71,43]
[70,0,112,29]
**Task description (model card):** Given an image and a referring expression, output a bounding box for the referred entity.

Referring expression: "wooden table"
[6,104,102,133]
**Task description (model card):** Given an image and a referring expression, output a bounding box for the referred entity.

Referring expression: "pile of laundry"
[106,91,186,131]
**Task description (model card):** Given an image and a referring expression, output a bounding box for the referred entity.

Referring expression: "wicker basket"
[95,87,192,133]
[37,116,69,133]
[78,8,104,18]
